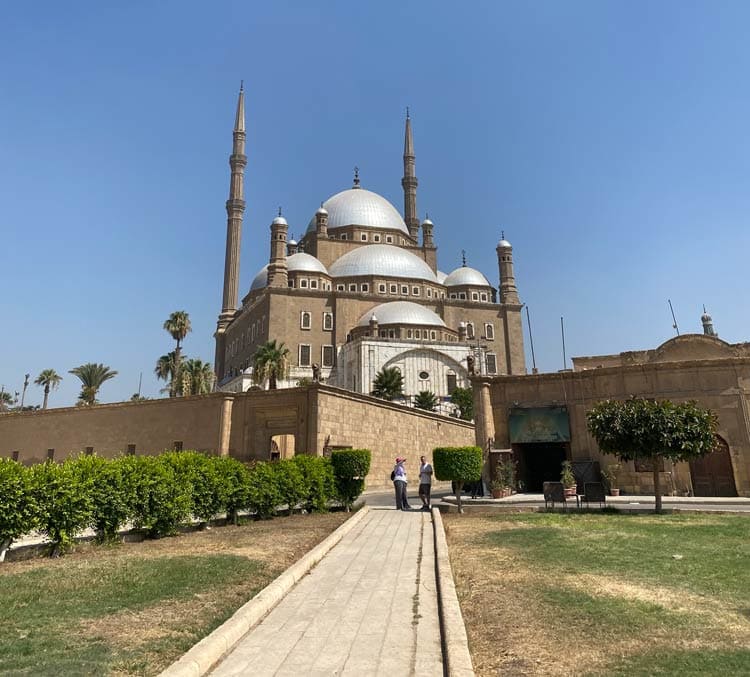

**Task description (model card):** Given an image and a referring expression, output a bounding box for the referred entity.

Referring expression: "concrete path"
[210,508,442,677]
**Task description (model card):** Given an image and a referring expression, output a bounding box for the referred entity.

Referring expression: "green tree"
[34,369,63,410]
[433,446,483,514]
[371,367,404,401]
[587,398,718,513]
[331,449,371,511]
[181,359,215,396]
[69,363,118,406]
[253,340,290,390]
[0,390,16,411]
[414,390,439,412]
[163,311,192,397]
[155,351,180,396]
[0,459,35,560]
[450,387,474,421]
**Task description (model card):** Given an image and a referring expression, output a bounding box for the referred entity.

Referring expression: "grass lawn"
[444,512,750,677]
[0,512,350,676]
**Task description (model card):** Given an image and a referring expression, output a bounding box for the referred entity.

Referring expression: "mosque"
[214,86,527,401]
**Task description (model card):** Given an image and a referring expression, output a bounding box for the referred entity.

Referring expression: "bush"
[292,455,335,513]
[0,459,35,560]
[31,459,94,556]
[70,453,136,542]
[161,452,229,526]
[123,455,192,538]
[246,462,282,518]
[271,460,306,512]
[433,446,483,513]
[331,449,371,510]
[213,456,252,524]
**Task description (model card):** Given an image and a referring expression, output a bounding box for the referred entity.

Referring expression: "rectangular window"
[386,235,394,243]
[401,285,409,295]
[361,233,367,241]
[459,292,467,299]
[173,441,183,451]
[47,448,55,460]
[85,446,94,455]
[467,322,475,339]
[361,283,369,292]
[430,330,437,340]
[388,329,396,338]
[427,289,432,298]
[450,293,457,299]
[11,450,19,461]
[407,329,413,339]
[300,279,308,288]
[412,286,420,296]
[472,292,479,301]
[415,329,421,339]
[288,279,295,288]
[322,345,335,367]
[480,292,488,302]
[337,284,345,291]
[126,444,136,456]
[389,284,398,294]
[310,279,318,289]
[373,234,381,242]
[447,373,457,393]
[323,312,333,331]
[300,311,312,329]
[299,344,312,366]
[349,283,357,292]
[485,323,494,340]
[378,284,386,293]
[340,233,347,240]
[486,354,497,374]
[379,330,387,338]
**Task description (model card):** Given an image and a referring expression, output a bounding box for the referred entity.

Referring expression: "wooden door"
[689,436,737,497]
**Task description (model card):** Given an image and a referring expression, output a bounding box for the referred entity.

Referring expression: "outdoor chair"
[582,482,606,509]
[543,481,568,511]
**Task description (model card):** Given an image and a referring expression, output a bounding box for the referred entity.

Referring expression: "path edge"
[159,506,370,677]
[432,507,475,677]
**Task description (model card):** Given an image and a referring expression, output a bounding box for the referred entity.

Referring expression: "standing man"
[419,455,433,511]
[393,457,411,510]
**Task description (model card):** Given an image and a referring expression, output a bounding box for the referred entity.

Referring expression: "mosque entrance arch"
[382,349,468,399]
[689,435,737,497]
[270,434,295,460]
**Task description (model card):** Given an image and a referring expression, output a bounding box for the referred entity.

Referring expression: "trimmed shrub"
[123,455,192,538]
[31,459,94,556]
[433,446,483,513]
[70,453,136,542]
[161,451,228,526]
[213,456,252,524]
[246,462,282,519]
[271,460,306,513]
[0,458,35,560]
[292,455,335,513]
[331,449,371,510]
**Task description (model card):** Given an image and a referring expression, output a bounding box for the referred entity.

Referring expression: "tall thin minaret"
[401,109,419,240]
[215,84,246,379]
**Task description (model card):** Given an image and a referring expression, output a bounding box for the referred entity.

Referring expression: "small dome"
[436,270,448,284]
[329,244,437,282]
[272,216,288,226]
[357,301,446,328]
[287,252,329,274]
[306,188,408,234]
[421,217,433,226]
[250,264,269,291]
[369,314,378,323]
[498,238,511,248]
[316,205,328,216]
[444,266,492,287]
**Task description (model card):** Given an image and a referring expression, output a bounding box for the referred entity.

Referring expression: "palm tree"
[34,369,63,410]
[69,363,118,406]
[371,367,404,401]
[163,311,192,397]
[414,390,439,412]
[0,390,16,412]
[253,340,290,390]
[181,359,215,396]
[155,351,180,395]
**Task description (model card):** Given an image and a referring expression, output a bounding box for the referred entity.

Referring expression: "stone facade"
[473,334,750,497]
[0,384,473,489]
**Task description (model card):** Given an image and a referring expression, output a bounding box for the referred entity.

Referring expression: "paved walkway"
[210,508,442,676]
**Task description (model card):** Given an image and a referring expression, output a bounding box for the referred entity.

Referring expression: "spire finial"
[278,206,282,217]
[501,230,505,240]
[240,80,244,92]
[425,212,429,220]
[461,249,467,267]
[703,304,707,313]
[353,166,360,188]
[406,106,410,120]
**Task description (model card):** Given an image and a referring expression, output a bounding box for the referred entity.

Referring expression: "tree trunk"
[0,538,11,562]
[653,462,662,514]
[269,372,276,390]
[455,481,464,514]
[173,342,182,398]
[43,385,50,410]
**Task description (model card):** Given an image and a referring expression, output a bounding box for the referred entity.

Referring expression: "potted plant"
[601,463,621,496]
[561,460,577,497]
[491,458,517,498]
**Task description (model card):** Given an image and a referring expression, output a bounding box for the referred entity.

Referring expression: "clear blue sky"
[2,1,749,407]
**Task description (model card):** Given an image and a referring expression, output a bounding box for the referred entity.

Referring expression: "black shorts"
[419,483,431,498]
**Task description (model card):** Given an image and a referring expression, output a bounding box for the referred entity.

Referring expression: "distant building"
[214,87,526,404]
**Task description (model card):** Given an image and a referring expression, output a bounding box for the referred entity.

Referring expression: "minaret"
[219,83,247,325]
[701,306,718,337]
[267,209,289,288]
[401,109,419,240]
[496,232,520,304]
[421,214,434,248]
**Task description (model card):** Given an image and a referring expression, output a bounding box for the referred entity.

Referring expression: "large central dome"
[306,188,409,234]
[329,244,437,282]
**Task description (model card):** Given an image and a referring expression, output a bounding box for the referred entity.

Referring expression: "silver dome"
[306,188,408,234]
[250,264,269,291]
[329,244,437,282]
[498,239,511,248]
[287,252,329,274]
[272,215,288,226]
[444,266,492,287]
[357,301,446,328]
[436,270,447,284]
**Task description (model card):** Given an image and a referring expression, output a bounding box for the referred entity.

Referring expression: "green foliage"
[69,363,118,406]
[450,387,474,420]
[123,455,192,538]
[0,391,17,411]
[69,454,137,542]
[414,390,439,412]
[560,460,576,488]
[0,459,35,553]
[163,310,192,397]
[271,460,306,512]
[246,462,283,518]
[31,459,94,555]
[213,456,252,523]
[433,446,483,513]
[292,455,335,513]
[161,452,229,525]
[34,369,62,409]
[601,462,621,490]
[493,457,517,490]
[155,351,180,395]
[253,340,291,390]
[331,449,372,509]
[181,359,215,396]
[371,367,404,401]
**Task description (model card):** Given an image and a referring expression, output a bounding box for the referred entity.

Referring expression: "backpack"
[390,469,396,481]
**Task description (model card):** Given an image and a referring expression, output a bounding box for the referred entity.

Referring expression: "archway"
[689,435,737,497]
[270,434,295,460]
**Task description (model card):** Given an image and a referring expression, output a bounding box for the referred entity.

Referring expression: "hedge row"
[0,449,371,558]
